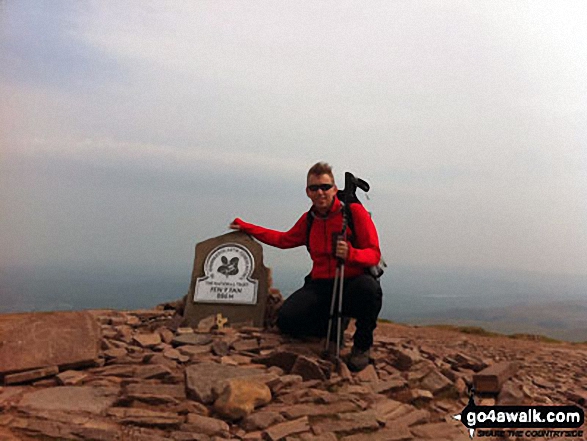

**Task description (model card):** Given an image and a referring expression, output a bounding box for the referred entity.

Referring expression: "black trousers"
[276,274,383,351]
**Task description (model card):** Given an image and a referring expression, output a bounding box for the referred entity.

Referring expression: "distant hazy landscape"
[2,264,586,342]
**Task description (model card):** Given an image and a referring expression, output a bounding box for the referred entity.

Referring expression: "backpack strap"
[343,202,355,241]
[305,209,315,252]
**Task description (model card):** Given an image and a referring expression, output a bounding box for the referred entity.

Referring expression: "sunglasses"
[307,183,334,192]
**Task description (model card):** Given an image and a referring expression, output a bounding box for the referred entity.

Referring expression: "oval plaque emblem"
[194,243,258,304]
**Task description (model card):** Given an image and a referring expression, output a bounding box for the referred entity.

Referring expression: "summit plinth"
[183,231,269,328]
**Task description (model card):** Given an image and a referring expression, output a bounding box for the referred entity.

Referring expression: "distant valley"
[2,263,586,342]
[379,265,587,342]
[411,300,587,342]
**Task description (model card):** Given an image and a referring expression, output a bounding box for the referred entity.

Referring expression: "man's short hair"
[307,162,335,183]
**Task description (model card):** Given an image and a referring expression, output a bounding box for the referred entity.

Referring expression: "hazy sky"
[1,0,586,280]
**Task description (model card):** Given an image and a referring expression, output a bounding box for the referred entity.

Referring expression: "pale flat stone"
[497,381,525,405]
[355,364,379,382]
[410,389,434,405]
[172,334,213,346]
[232,339,260,352]
[107,407,182,428]
[267,374,303,393]
[163,347,184,360]
[338,361,353,381]
[389,348,422,371]
[135,364,173,379]
[410,422,468,440]
[252,350,300,372]
[451,352,487,372]
[220,355,239,366]
[473,361,519,394]
[114,325,133,342]
[56,370,88,386]
[370,377,407,394]
[389,408,430,427]
[157,327,175,344]
[103,348,127,359]
[283,401,359,419]
[371,398,404,421]
[91,364,136,378]
[242,430,264,440]
[4,366,59,385]
[17,386,119,414]
[311,411,379,435]
[178,344,212,357]
[0,387,26,411]
[176,327,195,335]
[419,370,455,396]
[185,362,271,404]
[132,332,162,348]
[170,431,213,441]
[197,315,217,333]
[300,433,338,441]
[263,416,310,441]
[241,411,285,431]
[341,424,412,441]
[213,378,272,420]
[290,355,327,381]
[125,383,185,405]
[212,340,230,356]
[182,413,230,437]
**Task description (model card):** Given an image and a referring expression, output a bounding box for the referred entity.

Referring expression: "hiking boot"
[347,346,370,372]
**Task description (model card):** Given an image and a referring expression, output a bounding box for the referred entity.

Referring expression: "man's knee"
[276,290,312,336]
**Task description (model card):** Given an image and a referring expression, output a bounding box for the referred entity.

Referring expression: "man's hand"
[335,239,349,260]
[229,220,241,230]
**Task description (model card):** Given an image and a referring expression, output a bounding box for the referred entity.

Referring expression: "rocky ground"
[0,305,586,441]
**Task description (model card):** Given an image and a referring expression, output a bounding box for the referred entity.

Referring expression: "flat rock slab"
[17,386,119,414]
[263,416,310,441]
[107,408,183,428]
[311,411,380,435]
[473,361,519,394]
[253,350,300,373]
[341,424,412,441]
[0,311,101,375]
[125,383,186,405]
[185,362,272,404]
[410,422,468,440]
[283,401,359,419]
[4,366,59,385]
[172,334,214,346]
[8,414,122,441]
[0,387,27,410]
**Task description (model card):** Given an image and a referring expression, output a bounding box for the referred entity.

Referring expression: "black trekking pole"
[323,216,348,361]
[323,172,370,361]
[334,231,346,360]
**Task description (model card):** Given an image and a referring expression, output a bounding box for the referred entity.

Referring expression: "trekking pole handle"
[333,233,348,264]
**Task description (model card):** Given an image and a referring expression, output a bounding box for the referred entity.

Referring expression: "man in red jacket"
[230,162,382,371]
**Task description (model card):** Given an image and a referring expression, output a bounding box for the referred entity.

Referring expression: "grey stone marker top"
[183,231,269,328]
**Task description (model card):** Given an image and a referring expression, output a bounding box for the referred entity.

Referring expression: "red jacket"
[233,197,381,280]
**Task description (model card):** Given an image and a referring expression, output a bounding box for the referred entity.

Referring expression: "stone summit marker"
[183,231,269,328]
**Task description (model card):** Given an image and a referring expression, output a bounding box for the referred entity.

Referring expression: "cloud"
[8,136,308,180]
[2,1,586,276]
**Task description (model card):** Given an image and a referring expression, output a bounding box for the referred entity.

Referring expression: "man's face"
[306,173,337,214]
